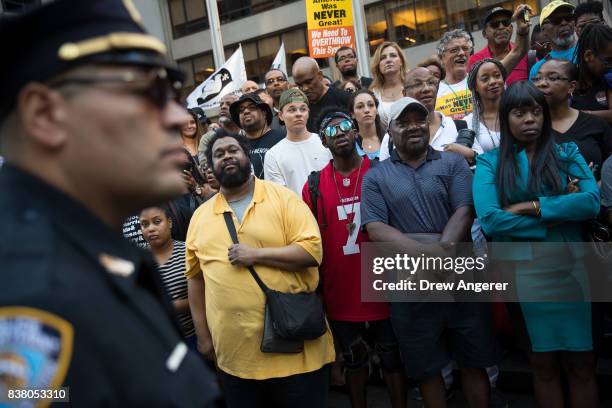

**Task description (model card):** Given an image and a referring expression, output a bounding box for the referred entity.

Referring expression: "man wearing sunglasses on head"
[529,0,578,80]
[469,6,530,85]
[0,0,219,405]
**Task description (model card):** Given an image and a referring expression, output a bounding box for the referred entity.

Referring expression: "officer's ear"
[17,83,69,150]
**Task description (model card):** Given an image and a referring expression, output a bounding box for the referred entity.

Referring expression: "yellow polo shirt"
[185,178,335,379]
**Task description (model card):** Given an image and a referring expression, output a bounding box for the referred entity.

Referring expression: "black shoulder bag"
[223,212,327,353]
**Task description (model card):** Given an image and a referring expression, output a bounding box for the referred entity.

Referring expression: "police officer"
[0,0,219,406]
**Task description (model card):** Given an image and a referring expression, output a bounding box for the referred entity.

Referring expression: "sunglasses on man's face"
[488,19,512,29]
[321,119,353,138]
[48,68,182,109]
[545,13,575,26]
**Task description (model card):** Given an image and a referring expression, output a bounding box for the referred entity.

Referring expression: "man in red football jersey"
[302,109,407,408]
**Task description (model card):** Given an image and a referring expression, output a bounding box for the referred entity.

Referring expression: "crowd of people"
[2,0,612,407]
[126,1,612,407]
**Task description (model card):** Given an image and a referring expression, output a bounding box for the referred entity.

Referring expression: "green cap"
[279,88,309,110]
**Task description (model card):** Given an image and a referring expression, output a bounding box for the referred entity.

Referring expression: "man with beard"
[361,97,498,408]
[302,109,407,408]
[197,92,241,164]
[264,69,290,132]
[292,57,351,133]
[469,7,529,85]
[185,129,335,408]
[332,47,373,89]
[529,0,577,79]
[230,93,284,179]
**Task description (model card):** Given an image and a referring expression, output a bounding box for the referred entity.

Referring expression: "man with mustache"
[362,97,497,408]
[332,47,373,89]
[469,6,529,85]
[185,129,335,408]
[529,0,577,80]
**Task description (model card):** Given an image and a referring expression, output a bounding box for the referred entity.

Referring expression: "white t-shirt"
[379,112,458,161]
[263,133,332,194]
[435,78,473,120]
[464,113,500,154]
[373,90,399,128]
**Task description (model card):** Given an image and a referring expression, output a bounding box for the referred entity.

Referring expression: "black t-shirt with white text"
[247,128,285,179]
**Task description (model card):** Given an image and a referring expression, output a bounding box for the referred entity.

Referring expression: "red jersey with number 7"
[302,156,389,321]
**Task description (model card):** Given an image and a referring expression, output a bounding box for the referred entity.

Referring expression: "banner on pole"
[186,45,247,110]
[305,0,355,59]
[270,42,287,75]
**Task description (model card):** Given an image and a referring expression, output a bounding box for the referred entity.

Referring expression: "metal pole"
[206,0,226,68]
[351,0,371,78]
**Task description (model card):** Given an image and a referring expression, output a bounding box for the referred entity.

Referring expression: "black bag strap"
[453,119,468,131]
[307,170,321,222]
[222,212,270,293]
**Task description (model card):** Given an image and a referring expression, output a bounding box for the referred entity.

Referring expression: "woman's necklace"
[481,114,499,149]
[331,158,363,235]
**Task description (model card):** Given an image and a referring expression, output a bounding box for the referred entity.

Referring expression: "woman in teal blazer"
[473,81,600,407]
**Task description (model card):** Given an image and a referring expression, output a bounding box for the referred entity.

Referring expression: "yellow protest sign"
[306,0,355,59]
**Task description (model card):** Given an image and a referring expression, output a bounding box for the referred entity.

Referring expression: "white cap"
[388,97,429,123]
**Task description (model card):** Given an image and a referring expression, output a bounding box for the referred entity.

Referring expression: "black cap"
[483,7,513,27]
[0,0,182,117]
[190,107,209,124]
[230,94,273,127]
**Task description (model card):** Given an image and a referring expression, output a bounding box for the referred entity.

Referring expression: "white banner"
[187,45,247,110]
[270,42,287,76]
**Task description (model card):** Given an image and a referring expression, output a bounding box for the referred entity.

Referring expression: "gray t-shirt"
[601,155,612,211]
[228,189,254,223]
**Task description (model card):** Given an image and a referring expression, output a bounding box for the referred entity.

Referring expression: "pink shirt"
[468,42,528,85]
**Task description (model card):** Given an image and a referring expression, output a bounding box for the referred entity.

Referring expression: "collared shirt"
[361,147,473,233]
[0,165,219,406]
[469,42,529,85]
[185,177,335,380]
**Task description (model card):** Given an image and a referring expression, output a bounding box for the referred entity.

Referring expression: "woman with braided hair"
[571,24,612,124]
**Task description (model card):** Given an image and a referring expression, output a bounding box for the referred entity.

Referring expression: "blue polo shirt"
[360,147,473,234]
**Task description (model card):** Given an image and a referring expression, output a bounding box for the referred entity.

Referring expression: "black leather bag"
[223,212,326,352]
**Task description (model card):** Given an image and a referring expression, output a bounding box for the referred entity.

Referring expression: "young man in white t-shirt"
[264,88,331,194]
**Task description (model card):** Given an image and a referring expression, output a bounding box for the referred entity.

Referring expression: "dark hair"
[417,55,446,81]
[139,204,172,220]
[467,58,507,135]
[339,79,361,92]
[544,59,578,81]
[575,24,612,89]
[205,128,251,170]
[347,88,385,142]
[264,68,287,80]
[334,46,356,63]
[574,1,604,21]
[497,81,566,206]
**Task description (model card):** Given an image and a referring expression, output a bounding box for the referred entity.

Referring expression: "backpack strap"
[307,170,322,224]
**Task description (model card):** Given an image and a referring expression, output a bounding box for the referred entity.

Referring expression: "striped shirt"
[361,147,473,233]
[158,240,195,338]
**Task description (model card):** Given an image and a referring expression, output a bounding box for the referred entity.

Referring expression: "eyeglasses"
[336,54,356,63]
[532,75,570,84]
[321,119,353,138]
[443,45,473,55]
[544,14,574,26]
[404,79,440,91]
[488,19,512,29]
[265,77,287,85]
[48,68,181,109]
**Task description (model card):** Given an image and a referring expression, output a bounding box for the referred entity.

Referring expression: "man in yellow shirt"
[186,129,335,407]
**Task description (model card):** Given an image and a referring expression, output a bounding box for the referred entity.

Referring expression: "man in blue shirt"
[529,0,577,79]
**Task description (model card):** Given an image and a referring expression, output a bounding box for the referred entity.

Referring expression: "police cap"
[0,0,183,117]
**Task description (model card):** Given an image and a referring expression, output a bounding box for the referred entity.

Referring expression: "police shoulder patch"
[0,307,73,395]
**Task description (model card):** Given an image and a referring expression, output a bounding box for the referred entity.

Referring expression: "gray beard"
[551,35,574,49]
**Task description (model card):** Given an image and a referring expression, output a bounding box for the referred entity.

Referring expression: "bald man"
[292,57,350,132]
[241,80,259,94]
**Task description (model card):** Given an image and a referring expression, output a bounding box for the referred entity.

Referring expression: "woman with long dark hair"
[572,24,612,124]
[534,58,612,179]
[348,89,385,160]
[473,81,600,408]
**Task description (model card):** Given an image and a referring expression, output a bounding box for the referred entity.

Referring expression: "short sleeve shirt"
[360,147,473,233]
[468,43,529,85]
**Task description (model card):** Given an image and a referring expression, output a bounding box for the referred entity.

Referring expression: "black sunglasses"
[48,68,182,109]
[488,19,512,29]
[546,14,575,26]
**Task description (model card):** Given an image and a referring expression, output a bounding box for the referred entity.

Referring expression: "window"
[168,0,209,38]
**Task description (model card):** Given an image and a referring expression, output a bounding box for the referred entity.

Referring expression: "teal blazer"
[473,142,600,260]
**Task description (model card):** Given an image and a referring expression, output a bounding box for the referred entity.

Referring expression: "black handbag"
[223,212,327,352]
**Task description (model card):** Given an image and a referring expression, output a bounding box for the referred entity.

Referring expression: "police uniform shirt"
[0,165,219,406]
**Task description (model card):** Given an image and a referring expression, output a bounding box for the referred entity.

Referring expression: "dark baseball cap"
[229,93,273,126]
[483,7,513,26]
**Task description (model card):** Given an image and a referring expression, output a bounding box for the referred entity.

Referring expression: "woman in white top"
[369,41,408,127]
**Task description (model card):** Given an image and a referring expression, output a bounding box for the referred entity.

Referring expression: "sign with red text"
[306,0,355,59]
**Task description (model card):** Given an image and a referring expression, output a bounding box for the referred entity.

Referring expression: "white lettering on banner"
[337,202,360,255]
